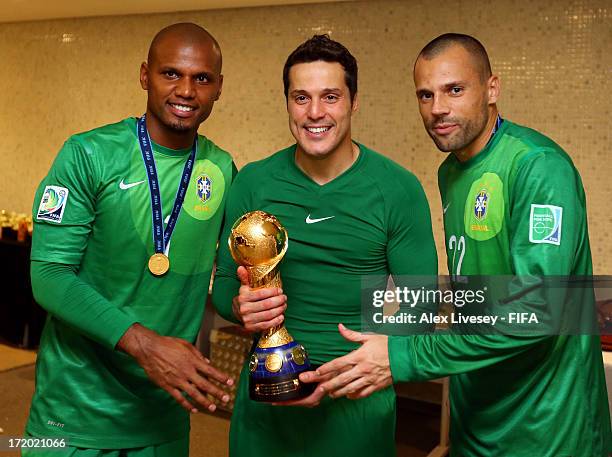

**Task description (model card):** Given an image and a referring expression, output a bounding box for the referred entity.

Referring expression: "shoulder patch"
[529,204,562,245]
[37,185,69,223]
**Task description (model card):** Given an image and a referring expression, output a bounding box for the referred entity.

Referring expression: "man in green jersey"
[211,35,437,456]
[310,34,611,456]
[24,23,235,457]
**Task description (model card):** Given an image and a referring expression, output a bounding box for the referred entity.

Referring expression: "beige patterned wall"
[0,0,610,273]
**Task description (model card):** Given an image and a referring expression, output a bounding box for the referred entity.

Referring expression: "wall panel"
[0,0,609,272]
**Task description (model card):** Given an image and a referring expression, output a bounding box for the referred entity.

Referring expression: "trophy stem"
[264,324,283,337]
[246,266,295,348]
[249,265,282,289]
[258,326,294,348]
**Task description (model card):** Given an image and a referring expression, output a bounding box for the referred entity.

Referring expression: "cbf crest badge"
[196,175,212,203]
[464,173,504,241]
[474,190,488,220]
[184,160,225,221]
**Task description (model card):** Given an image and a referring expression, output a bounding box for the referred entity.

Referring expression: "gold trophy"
[229,210,314,402]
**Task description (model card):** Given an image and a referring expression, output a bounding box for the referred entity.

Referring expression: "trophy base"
[248,340,315,402]
[249,371,317,402]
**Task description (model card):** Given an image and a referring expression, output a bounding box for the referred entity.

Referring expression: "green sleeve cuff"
[388,335,418,382]
[105,313,140,350]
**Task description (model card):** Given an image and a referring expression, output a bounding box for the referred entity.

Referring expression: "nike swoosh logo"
[119,179,146,190]
[443,202,451,214]
[306,215,335,224]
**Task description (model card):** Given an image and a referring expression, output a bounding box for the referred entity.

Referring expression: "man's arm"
[31,140,138,348]
[31,261,139,348]
[32,260,235,412]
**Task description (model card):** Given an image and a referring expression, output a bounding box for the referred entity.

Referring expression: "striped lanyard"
[136,115,196,256]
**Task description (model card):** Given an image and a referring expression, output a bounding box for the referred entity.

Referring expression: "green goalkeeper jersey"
[212,143,437,456]
[389,119,611,456]
[213,143,437,364]
[27,117,234,448]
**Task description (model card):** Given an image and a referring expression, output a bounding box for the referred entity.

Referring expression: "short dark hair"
[283,34,358,103]
[148,23,222,72]
[417,33,492,80]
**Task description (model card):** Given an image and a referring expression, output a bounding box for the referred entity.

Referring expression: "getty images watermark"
[373,285,506,326]
[360,275,609,336]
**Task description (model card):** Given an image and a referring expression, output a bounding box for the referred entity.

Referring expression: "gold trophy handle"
[246,266,293,348]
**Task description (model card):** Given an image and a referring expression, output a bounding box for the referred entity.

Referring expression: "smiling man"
[24,23,235,457]
[212,35,437,456]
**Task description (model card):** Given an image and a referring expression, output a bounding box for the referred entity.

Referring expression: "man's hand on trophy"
[270,366,351,408]
[270,345,365,408]
[305,324,392,400]
[232,266,287,332]
[117,323,234,414]
[270,380,327,408]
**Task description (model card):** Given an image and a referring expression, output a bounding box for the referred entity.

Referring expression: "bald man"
[307,33,611,456]
[24,23,236,457]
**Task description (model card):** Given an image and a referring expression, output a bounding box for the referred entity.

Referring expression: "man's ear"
[140,62,149,91]
[215,74,224,101]
[351,92,359,114]
[487,74,500,105]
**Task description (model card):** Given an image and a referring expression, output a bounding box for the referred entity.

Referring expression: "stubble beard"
[166,118,191,132]
[427,103,489,154]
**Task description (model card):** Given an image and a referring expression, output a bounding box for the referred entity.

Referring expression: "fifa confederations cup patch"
[529,204,562,245]
[37,185,69,223]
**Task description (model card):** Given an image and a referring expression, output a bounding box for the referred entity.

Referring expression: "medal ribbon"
[137,115,196,256]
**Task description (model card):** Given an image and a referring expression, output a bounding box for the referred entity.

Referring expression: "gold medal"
[148,253,170,276]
